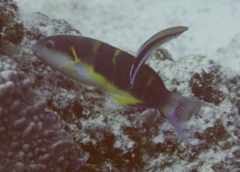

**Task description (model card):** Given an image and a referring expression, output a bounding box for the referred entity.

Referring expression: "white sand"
[16,0,240,72]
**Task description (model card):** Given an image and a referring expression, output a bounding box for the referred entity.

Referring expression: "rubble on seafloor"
[1,0,240,171]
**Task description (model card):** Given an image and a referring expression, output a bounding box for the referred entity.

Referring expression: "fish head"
[32,35,79,70]
[32,35,92,83]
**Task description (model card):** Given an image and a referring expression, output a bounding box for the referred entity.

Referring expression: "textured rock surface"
[0,1,75,171]
[0,0,24,44]
[0,56,74,172]
[1,0,240,171]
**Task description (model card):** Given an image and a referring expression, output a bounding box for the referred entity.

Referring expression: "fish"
[130,26,188,86]
[32,30,211,145]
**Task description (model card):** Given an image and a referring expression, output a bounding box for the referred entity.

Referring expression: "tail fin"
[160,94,213,145]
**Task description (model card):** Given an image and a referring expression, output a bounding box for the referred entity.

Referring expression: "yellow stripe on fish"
[71,45,143,105]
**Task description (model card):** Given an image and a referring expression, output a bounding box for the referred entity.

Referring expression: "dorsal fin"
[130,26,188,86]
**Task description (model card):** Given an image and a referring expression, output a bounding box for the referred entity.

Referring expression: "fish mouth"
[31,44,42,58]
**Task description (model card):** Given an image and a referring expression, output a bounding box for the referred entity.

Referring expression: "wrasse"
[32,27,211,145]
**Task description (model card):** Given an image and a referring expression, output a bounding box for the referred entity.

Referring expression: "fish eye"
[45,40,55,49]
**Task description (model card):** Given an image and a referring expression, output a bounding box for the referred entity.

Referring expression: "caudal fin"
[160,94,213,145]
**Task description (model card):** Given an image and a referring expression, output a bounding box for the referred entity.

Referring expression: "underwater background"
[1,0,240,171]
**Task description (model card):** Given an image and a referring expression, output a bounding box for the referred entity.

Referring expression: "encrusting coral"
[0,56,74,172]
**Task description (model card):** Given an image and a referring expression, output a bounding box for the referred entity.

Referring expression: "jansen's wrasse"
[32,27,212,145]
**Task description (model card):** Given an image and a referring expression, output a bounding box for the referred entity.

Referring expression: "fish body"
[32,29,209,144]
[32,35,170,107]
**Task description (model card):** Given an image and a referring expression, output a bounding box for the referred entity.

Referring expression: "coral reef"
[23,12,81,41]
[0,1,75,171]
[0,0,24,44]
[1,0,240,171]
[0,56,74,172]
